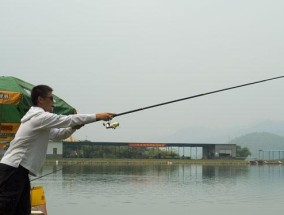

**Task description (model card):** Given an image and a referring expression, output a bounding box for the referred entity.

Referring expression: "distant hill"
[163,120,284,143]
[162,120,284,160]
[229,132,284,159]
[235,120,284,137]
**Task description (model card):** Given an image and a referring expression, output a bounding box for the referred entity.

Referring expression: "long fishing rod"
[115,75,284,117]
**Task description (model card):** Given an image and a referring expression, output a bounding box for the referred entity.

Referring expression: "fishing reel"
[103,121,120,129]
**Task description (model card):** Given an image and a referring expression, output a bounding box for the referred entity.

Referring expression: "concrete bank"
[45,158,248,166]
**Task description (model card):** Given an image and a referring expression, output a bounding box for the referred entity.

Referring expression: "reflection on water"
[202,165,248,179]
[33,163,284,215]
[60,163,249,181]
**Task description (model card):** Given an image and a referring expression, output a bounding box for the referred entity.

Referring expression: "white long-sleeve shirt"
[1,106,96,176]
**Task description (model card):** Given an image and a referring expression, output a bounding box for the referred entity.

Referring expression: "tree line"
[63,145,180,159]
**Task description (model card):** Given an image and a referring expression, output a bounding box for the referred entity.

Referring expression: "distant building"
[46,136,79,158]
[215,144,236,158]
[46,141,62,158]
[62,141,237,159]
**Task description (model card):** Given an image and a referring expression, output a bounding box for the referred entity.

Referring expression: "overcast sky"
[1,0,284,142]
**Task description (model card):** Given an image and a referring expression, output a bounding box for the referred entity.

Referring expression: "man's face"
[38,91,54,112]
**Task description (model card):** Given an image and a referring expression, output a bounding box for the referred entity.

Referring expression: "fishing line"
[115,75,284,117]
[30,168,63,182]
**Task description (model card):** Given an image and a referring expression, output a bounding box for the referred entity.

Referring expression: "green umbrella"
[0,76,75,147]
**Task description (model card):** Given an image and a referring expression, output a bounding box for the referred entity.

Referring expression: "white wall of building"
[215,144,236,157]
[47,141,63,156]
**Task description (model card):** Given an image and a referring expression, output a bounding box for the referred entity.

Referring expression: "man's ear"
[37,96,44,105]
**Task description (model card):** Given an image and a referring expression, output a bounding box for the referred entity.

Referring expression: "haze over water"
[33,163,284,215]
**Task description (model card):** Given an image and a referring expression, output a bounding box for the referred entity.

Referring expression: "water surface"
[32,163,284,215]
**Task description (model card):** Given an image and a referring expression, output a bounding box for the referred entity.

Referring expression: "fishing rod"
[115,75,284,117]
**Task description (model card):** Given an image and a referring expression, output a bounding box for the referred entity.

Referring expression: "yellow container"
[30,186,46,207]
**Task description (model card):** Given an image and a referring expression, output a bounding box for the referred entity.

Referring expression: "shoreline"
[45,158,248,165]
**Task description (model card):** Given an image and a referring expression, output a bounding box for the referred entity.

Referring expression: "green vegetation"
[63,145,180,159]
[236,145,251,158]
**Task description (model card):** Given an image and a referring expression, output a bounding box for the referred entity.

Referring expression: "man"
[0,85,115,215]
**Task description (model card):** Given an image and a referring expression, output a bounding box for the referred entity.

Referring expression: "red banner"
[128,143,166,148]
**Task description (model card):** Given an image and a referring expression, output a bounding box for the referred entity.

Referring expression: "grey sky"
[1,0,284,142]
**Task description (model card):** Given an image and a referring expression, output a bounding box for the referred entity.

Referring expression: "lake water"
[31,163,284,215]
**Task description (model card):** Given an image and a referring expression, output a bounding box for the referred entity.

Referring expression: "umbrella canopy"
[0,76,75,148]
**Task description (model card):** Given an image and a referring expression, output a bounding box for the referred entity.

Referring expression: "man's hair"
[31,85,53,105]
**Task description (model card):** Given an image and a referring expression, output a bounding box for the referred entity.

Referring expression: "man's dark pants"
[0,163,31,215]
